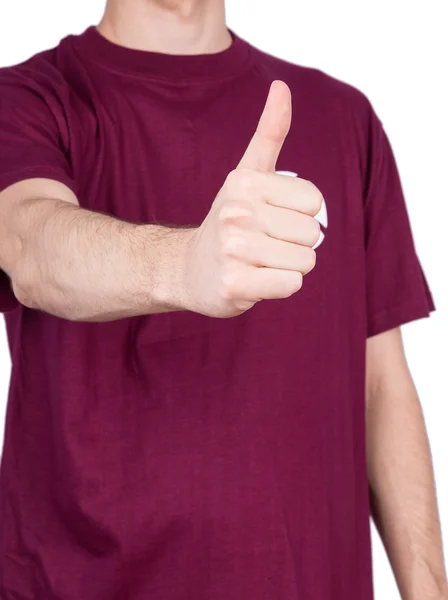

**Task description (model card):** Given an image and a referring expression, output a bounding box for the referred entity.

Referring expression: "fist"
[183,80,323,318]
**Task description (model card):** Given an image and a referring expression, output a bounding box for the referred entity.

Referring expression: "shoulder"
[0,42,78,157]
[0,43,74,140]
[0,42,72,109]
[250,44,374,125]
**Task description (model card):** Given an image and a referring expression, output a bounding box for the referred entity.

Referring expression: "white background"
[0,1,447,598]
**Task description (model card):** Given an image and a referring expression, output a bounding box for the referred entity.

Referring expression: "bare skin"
[367,329,448,600]
[0,0,446,597]
[0,81,320,321]
[98,0,231,55]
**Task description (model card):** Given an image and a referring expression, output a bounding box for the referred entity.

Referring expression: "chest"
[69,79,361,231]
[66,80,367,344]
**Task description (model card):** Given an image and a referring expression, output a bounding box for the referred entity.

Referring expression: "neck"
[98,0,231,55]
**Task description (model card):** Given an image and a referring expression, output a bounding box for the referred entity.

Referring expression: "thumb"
[237,80,292,173]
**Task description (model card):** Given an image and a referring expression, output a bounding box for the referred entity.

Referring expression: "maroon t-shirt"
[0,27,434,600]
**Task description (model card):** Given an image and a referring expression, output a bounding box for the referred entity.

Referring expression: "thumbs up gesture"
[183,80,323,318]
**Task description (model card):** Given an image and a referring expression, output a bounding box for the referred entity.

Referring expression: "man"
[0,0,446,598]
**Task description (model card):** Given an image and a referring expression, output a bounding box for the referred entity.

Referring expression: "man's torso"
[0,27,374,600]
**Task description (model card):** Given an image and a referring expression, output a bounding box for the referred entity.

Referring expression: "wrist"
[404,574,448,600]
[142,224,197,313]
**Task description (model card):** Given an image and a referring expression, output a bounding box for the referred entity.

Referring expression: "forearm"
[9,197,194,321]
[366,371,448,599]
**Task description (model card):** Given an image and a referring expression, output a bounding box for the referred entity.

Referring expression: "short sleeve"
[364,105,435,337]
[0,62,77,312]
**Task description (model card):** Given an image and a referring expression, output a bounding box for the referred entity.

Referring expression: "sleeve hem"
[367,298,436,338]
[0,167,77,313]
[0,167,78,197]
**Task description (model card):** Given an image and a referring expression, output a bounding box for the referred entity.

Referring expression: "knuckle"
[219,270,239,300]
[286,272,303,296]
[234,301,251,313]
[220,234,247,259]
[308,217,321,246]
[313,193,324,216]
[225,169,254,198]
[303,179,324,215]
[303,248,317,272]
[217,201,255,227]
[217,204,235,225]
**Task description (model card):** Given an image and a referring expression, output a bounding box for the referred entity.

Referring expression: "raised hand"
[182,80,323,318]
